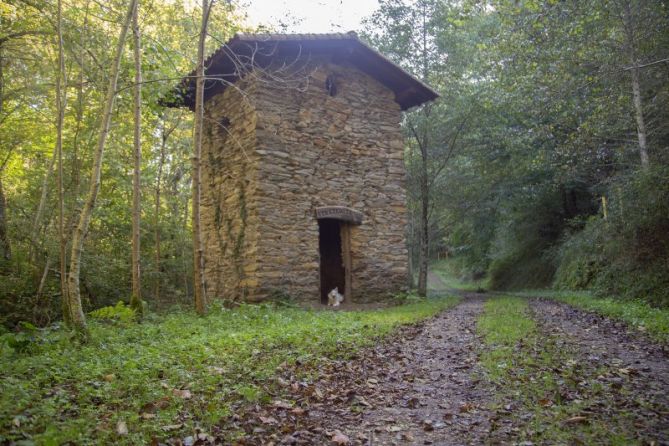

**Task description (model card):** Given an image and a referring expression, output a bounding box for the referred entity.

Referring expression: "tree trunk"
[29,144,57,264]
[191,0,213,315]
[0,178,10,266]
[622,0,649,169]
[129,0,143,316]
[417,140,429,297]
[153,122,169,303]
[67,0,137,335]
[56,0,70,324]
[0,48,9,269]
[629,64,649,168]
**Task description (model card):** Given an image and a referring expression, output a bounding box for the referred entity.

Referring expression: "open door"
[318,219,345,304]
[315,206,361,304]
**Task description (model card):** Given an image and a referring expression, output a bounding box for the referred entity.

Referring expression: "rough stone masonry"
[170,33,439,303]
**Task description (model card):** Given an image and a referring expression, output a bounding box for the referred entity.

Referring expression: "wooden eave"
[164,32,439,111]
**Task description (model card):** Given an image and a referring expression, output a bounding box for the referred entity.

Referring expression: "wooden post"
[340,223,352,301]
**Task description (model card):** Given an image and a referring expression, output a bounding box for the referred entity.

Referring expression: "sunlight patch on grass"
[0,297,458,444]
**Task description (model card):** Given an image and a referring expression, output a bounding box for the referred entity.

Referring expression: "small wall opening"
[318,219,345,304]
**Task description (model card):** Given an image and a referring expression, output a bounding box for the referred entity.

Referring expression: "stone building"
[170,32,438,304]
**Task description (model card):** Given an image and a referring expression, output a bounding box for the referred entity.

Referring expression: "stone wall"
[252,59,408,302]
[201,80,260,301]
[201,57,409,303]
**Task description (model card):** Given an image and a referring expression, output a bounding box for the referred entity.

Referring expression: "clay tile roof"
[165,32,439,111]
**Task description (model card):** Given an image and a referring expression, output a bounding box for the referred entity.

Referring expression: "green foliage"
[0,322,39,355]
[366,0,669,306]
[0,0,250,326]
[430,259,486,292]
[0,297,458,444]
[89,301,137,324]
[554,167,669,305]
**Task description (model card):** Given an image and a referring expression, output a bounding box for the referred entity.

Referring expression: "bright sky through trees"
[241,0,380,32]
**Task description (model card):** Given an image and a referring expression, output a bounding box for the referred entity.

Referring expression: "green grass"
[430,259,486,292]
[0,297,458,445]
[477,296,638,444]
[511,289,669,343]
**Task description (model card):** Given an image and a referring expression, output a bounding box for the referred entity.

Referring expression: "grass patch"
[512,290,669,344]
[430,259,486,292]
[478,296,638,444]
[0,297,458,445]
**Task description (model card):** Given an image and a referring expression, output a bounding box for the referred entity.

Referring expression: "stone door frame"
[315,206,362,303]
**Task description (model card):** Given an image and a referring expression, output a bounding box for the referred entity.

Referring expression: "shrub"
[554,166,669,306]
[89,301,136,324]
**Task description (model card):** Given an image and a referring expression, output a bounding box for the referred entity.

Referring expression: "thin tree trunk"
[36,256,51,298]
[0,46,9,268]
[417,140,429,297]
[0,178,10,266]
[153,124,168,303]
[56,0,70,323]
[129,0,143,316]
[623,1,649,169]
[192,0,213,315]
[629,64,649,168]
[67,0,137,335]
[183,195,190,302]
[29,145,57,263]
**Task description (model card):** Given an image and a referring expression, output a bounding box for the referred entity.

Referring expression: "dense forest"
[1,0,668,331]
[366,0,669,305]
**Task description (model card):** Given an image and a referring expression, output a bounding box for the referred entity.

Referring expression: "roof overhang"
[164,32,439,111]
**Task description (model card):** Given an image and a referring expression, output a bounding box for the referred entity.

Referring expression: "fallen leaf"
[272,400,292,409]
[564,416,588,424]
[116,420,128,435]
[172,389,192,399]
[161,423,183,431]
[259,415,278,425]
[140,413,156,420]
[331,430,349,445]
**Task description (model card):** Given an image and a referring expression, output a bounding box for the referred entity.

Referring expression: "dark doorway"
[318,219,345,304]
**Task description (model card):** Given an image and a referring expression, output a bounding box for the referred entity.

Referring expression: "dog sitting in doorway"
[327,287,344,307]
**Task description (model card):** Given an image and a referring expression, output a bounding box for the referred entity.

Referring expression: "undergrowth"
[0,297,458,445]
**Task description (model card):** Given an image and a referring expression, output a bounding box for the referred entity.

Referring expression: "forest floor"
[225,275,669,445]
[2,275,669,445]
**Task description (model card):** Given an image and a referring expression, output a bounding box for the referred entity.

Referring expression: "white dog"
[327,287,344,307]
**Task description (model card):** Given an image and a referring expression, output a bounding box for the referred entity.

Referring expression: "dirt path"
[426,270,450,295]
[215,296,669,445]
[340,296,491,445]
[530,299,669,441]
[222,296,493,445]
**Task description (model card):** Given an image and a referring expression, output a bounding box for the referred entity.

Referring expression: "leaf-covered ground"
[2,283,668,445]
[216,287,669,444]
[0,298,458,445]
